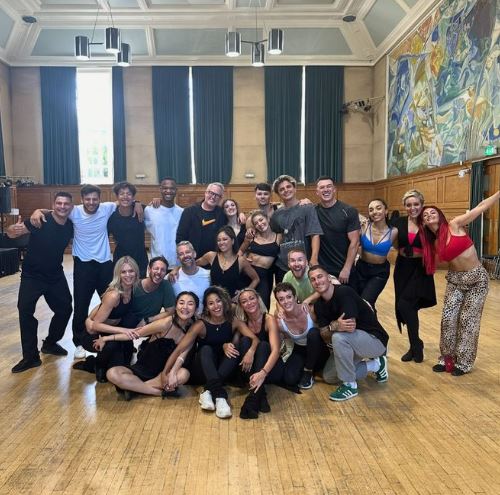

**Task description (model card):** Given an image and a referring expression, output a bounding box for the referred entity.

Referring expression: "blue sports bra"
[361,224,393,257]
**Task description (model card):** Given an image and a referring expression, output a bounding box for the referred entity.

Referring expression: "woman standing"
[236,288,282,419]
[420,191,499,375]
[273,283,330,389]
[238,212,281,309]
[222,198,246,248]
[108,182,148,278]
[357,199,398,308]
[162,286,258,419]
[393,189,436,363]
[76,256,140,382]
[96,291,199,399]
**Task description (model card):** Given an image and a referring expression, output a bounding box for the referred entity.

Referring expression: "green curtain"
[469,161,484,257]
[0,110,5,177]
[265,66,302,182]
[40,67,80,184]
[152,67,191,184]
[192,67,233,184]
[305,66,344,183]
[112,67,127,182]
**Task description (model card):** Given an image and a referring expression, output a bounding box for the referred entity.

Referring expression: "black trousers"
[72,257,113,346]
[17,276,72,360]
[254,265,273,310]
[282,328,329,386]
[238,336,283,384]
[188,345,239,399]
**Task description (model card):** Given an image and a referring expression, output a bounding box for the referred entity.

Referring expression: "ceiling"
[0,0,440,66]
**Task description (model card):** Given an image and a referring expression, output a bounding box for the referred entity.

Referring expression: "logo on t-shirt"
[201,219,216,227]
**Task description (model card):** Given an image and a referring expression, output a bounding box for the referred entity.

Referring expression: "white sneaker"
[199,390,215,411]
[74,345,86,359]
[215,398,232,419]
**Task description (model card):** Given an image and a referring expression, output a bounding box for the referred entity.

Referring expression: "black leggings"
[282,328,329,386]
[188,345,239,399]
[397,298,422,350]
[81,332,134,371]
[254,265,273,310]
[239,337,283,384]
[355,259,390,308]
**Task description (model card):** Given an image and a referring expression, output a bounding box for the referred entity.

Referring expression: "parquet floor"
[1,257,500,494]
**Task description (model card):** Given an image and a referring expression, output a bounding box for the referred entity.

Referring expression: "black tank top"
[210,255,243,298]
[108,293,133,320]
[198,319,233,348]
[248,235,280,258]
[253,315,269,342]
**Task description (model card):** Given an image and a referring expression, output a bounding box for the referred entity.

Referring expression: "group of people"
[7,173,498,419]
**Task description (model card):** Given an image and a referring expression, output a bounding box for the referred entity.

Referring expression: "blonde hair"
[108,256,140,294]
[235,288,268,322]
[402,189,425,206]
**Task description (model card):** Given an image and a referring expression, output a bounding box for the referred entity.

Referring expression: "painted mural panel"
[387,0,499,176]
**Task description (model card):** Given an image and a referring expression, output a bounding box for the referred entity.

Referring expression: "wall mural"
[387,0,499,176]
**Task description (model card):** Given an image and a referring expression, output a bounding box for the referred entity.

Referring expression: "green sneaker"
[329,383,358,401]
[375,356,388,383]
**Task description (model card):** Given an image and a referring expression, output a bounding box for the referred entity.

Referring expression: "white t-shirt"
[144,204,183,268]
[70,202,116,263]
[171,267,211,312]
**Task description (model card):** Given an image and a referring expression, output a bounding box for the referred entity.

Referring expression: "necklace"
[219,254,235,272]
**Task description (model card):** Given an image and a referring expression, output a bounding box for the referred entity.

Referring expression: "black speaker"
[0,187,11,214]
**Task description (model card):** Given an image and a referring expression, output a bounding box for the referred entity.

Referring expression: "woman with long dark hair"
[420,191,499,375]
[222,198,246,248]
[357,198,398,308]
[392,189,436,363]
[96,291,199,399]
[161,286,258,419]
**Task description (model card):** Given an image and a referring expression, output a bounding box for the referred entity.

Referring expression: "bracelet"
[178,356,184,364]
[113,335,116,341]
[261,368,268,375]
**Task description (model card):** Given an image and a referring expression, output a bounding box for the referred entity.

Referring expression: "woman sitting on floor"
[74,256,140,382]
[273,282,330,390]
[235,288,282,419]
[94,291,199,400]
[161,286,258,419]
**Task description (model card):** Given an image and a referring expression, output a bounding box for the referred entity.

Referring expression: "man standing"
[309,265,388,401]
[170,241,211,311]
[176,182,226,257]
[270,175,323,283]
[144,177,183,270]
[316,176,360,285]
[254,182,278,219]
[31,184,142,359]
[8,192,74,373]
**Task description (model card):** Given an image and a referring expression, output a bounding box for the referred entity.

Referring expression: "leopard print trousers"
[438,264,489,373]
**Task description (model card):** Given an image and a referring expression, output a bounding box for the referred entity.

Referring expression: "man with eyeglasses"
[144,177,184,270]
[176,182,227,257]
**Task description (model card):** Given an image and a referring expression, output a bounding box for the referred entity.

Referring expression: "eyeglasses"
[206,190,222,199]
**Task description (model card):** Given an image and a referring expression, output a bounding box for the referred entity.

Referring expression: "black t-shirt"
[317,200,360,276]
[314,285,389,347]
[23,215,73,282]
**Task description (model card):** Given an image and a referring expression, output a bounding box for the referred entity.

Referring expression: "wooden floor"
[1,257,500,495]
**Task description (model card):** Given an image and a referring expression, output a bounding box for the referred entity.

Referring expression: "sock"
[345,381,357,389]
[366,358,380,373]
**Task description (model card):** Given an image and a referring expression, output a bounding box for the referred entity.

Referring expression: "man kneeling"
[308,265,389,401]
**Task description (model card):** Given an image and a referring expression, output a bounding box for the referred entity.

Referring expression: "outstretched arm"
[452,190,500,229]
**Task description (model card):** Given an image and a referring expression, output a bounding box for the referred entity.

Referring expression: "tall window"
[76,69,114,184]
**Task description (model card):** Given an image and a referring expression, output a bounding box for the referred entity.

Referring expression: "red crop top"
[440,233,474,262]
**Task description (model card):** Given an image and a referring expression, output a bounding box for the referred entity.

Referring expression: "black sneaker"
[41,340,68,356]
[298,370,314,390]
[11,357,42,373]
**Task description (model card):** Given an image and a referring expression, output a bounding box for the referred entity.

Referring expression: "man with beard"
[8,192,74,373]
[170,241,210,312]
[145,177,183,270]
[131,256,176,325]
